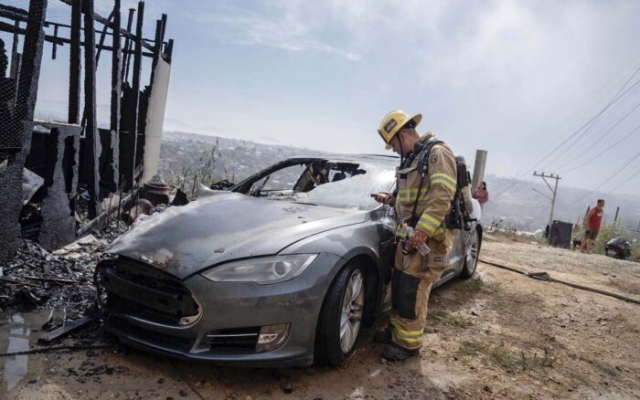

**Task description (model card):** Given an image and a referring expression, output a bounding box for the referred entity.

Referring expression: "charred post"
[0,0,47,262]
[119,2,144,192]
[68,0,81,124]
[81,0,100,219]
[107,0,122,194]
[131,1,144,189]
[25,123,81,250]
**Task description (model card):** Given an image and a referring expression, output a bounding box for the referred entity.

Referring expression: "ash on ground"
[0,221,129,319]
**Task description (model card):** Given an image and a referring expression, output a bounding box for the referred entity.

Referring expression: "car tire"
[315,261,366,366]
[460,228,481,279]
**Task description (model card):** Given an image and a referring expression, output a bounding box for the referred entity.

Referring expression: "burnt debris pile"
[0,221,128,317]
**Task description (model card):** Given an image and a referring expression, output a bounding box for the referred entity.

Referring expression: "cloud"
[154,0,640,196]
[188,5,361,61]
[216,15,360,61]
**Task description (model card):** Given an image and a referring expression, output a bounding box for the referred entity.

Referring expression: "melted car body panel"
[107,192,367,278]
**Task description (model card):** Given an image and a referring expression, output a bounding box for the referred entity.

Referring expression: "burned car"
[95,155,482,367]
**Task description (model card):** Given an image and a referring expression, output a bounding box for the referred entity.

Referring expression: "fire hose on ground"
[479,259,640,306]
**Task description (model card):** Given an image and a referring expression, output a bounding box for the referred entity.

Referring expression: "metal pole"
[472,149,488,189]
[549,175,559,228]
[614,206,619,222]
[533,171,561,228]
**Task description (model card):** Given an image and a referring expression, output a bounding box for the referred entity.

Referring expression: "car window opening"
[248,161,366,198]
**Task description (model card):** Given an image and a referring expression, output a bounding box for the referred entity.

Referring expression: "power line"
[520,55,640,173]
[608,167,640,193]
[564,123,640,173]
[493,57,640,199]
[494,76,640,198]
[572,151,640,205]
[553,94,640,171]
[538,78,640,172]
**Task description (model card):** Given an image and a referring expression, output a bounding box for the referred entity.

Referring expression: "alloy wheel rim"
[339,270,364,353]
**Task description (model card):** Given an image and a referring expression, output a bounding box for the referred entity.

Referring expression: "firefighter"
[371,110,457,361]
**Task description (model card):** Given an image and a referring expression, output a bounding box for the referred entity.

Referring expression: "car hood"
[107,193,367,278]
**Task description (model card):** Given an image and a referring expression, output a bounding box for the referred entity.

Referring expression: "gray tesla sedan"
[95,154,482,367]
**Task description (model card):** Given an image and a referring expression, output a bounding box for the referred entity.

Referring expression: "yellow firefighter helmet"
[377,110,422,150]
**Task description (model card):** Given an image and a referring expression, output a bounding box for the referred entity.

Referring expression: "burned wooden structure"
[0,0,173,262]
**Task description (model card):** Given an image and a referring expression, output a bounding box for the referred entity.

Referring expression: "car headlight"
[201,254,318,285]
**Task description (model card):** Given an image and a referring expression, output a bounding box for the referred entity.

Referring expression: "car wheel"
[315,261,366,366]
[460,228,480,279]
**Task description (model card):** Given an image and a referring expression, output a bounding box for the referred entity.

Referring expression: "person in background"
[472,181,488,207]
[581,199,605,254]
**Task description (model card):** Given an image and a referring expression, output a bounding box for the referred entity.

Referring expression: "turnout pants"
[389,234,451,350]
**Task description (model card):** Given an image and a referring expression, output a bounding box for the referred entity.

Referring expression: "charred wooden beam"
[68,0,81,124]
[14,0,46,149]
[0,4,29,22]
[129,0,144,190]
[109,0,122,193]
[0,0,47,263]
[0,23,153,56]
[58,0,154,51]
[51,23,58,59]
[164,38,173,63]
[122,7,135,84]
[38,317,92,344]
[94,9,114,67]
[81,0,100,219]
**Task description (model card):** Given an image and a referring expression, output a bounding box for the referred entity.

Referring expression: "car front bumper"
[96,253,345,367]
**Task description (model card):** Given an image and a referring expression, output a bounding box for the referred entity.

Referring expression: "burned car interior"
[234,158,367,198]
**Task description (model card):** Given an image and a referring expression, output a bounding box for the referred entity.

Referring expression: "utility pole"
[472,149,488,190]
[533,171,561,229]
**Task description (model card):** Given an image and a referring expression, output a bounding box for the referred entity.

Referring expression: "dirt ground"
[2,234,640,400]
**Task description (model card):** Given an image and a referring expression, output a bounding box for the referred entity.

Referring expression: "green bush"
[592,222,620,255]
[573,222,622,255]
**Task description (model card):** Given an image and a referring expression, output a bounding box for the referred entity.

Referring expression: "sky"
[5,0,640,199]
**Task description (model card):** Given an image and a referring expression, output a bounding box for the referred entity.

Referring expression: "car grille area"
[202,327,260,353]
[96,258,201,328]
[107,315,194,352]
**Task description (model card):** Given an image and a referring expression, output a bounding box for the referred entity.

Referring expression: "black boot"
[373,328,392,344]
[381,342,419,361]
